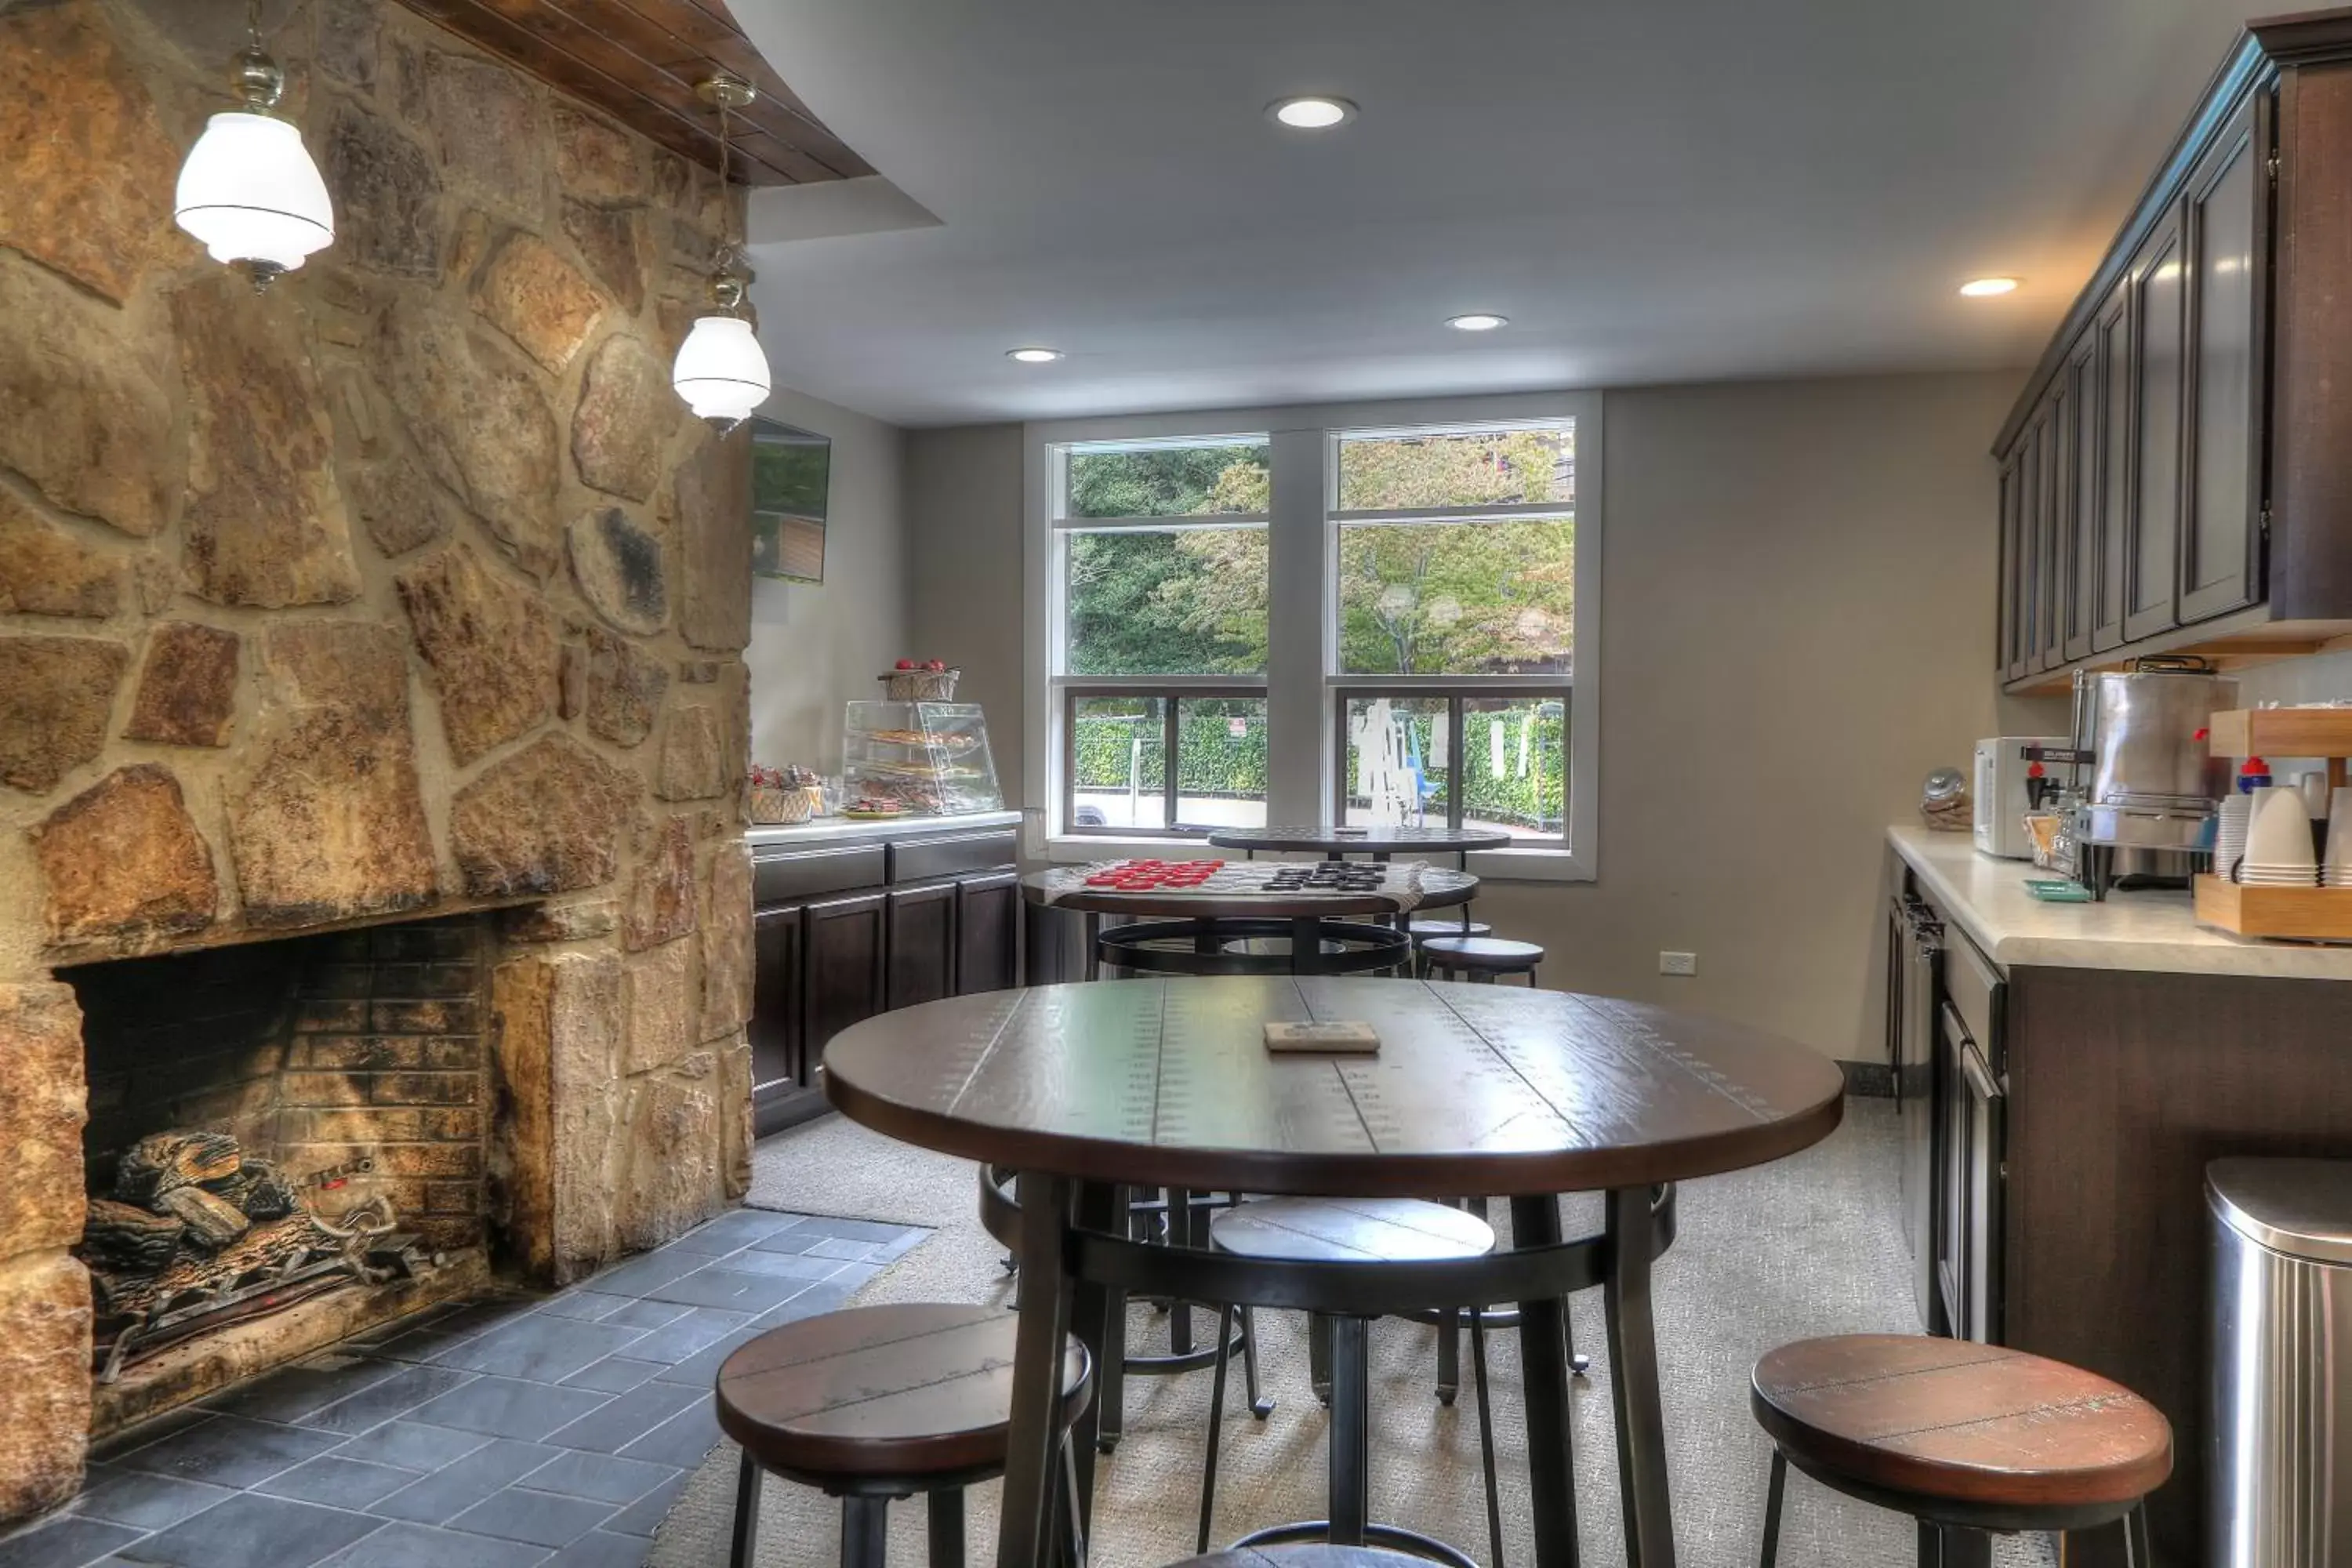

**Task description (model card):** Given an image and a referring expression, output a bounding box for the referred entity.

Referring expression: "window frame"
[1025,392,1602,882]
[1062,684,1269,838]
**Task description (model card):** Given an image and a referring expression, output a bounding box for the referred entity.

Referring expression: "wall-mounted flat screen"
[750,417,830,583]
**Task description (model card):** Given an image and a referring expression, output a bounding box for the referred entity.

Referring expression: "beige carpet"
[650,1102,2052,1567]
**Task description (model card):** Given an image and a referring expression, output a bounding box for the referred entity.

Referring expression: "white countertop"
[748,809,1023,849]
[1886,825,2352,979]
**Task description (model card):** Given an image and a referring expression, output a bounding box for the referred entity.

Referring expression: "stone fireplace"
[0,0,759,1523]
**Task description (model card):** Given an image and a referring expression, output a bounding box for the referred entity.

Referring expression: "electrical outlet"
[1658,951,1698,977]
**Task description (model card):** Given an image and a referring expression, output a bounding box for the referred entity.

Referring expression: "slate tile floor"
[1,1210,928,1568]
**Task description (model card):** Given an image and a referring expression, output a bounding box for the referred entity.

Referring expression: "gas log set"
[78,1131,441,1384]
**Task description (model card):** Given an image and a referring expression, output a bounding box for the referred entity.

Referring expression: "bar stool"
[1196,1198,1507,1568]
[716,1302,1094,1568]
[1749,1334,2172,1567]
[978,1165,1269,1451]
[1406,918,1491,978]
[1421,936,1543,985]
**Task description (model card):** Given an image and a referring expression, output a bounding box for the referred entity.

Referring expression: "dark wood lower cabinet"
[801,891,887,1085]
[955,871,1020,993]
[751,826,1019,1134]
[885,883,956,1008]
[750,905,806,1116]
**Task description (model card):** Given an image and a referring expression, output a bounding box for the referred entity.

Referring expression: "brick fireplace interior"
[62,916,503,1435]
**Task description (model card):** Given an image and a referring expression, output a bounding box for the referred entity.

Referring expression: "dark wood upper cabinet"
[2180,97,2270,625]
[1990,14,2352,689]
[884,883,958,1010]
[2065,343,2100,662]
[2036,387,2070,673]
[955,871,1022,995]
[1998,452,2026,679]
[2125,209,2187,644]
[2092,281,2134,652]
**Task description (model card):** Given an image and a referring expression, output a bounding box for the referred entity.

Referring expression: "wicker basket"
[750,783,811,825]
[880,667,960,701]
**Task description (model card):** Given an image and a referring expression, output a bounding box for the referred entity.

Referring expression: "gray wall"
[903,370,2067,1063]
[746,387,909,774]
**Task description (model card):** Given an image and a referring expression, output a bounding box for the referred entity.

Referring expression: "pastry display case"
[841,702,1004,817]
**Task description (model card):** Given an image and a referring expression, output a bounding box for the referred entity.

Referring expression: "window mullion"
[1447,696,1465,830]
[1264,426,1326,823]
[1163,699,1181,830]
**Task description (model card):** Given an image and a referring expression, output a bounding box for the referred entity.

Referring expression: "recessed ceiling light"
[1269,96,1357,130]
[1007,347,1064,363]
[1959,277,2021,298]
[1446,313,1508,332]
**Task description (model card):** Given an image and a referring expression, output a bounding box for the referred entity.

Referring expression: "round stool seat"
[1210,1197,1495,1269]
[717,1303,1091,1483]
[1167,1548,1432,1566]
[1421,936,1543,971]
[1751,1334,2172,1513]
[1407,918,1492,942]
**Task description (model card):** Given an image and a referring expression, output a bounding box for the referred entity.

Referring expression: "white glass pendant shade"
[174,112,334,274]
[672,314,771,426]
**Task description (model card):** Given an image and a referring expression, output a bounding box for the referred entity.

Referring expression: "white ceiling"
[729,0,2251,428]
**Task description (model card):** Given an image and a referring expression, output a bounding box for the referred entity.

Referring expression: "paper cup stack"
[2328,788,2352,888]
[2242,786,2320,887]
[2215,792,2256,883]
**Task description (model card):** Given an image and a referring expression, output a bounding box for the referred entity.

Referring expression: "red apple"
[927,659,946,671]
[895,659,914,670]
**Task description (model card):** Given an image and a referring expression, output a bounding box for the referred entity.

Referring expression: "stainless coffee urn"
[2051,657,2237,897]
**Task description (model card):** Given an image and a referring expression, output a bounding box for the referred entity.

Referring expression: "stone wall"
[0,0,757,1519]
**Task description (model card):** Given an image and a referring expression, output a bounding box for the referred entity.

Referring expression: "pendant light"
[172,0,333,289]
[672,73,772,430]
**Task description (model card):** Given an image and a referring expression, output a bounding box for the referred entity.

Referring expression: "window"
[1032,397,1599,877]
[1050,437,1269,834]
[1330,420,1576,845]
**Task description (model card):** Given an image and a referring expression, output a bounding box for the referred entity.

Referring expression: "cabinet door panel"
[2035,391,2069,673]
[955,871,1021,995]
[2021,424,2046,673]
[2094,285,2133,650]
[885,882,957,1010]
[2066,346,2100,662]
[1999,453,2026,680]
[751,906,804,1096]
[2127,212,2187,641]
[803,892,887,1073]
[2181,103,2266,625]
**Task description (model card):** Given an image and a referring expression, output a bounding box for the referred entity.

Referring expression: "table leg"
[1291,916,1325,976]
[1509,1194,1580,1568]
[1068,1181,1119,1517]
[1606,1185,1675,1568]
[1000,1171,1075,1568]
[1327,1316,1370,1545]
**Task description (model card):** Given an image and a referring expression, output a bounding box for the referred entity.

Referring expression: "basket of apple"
[881,659,959,701]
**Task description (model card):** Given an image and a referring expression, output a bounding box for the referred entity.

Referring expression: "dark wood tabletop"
[823,977,1845,1197]
[1018,866,1477,919]
[1207,825,1516,855]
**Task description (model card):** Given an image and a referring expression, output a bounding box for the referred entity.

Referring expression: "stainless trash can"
[2209,1158,2352,1566]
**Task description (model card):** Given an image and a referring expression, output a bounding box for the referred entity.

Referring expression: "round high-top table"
[824,976,1846,1568]
[1022,866,1477,978]
[1207,825,1514,864]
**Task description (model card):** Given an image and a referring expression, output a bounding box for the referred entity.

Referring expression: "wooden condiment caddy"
[2194,709,2352,941]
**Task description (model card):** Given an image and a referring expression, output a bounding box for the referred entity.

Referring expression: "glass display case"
[841,702,1004,817]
